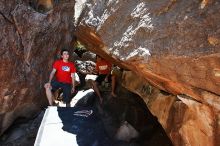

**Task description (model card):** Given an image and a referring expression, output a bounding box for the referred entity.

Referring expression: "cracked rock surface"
[0,0,75,135]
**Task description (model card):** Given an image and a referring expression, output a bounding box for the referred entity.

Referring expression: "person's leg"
[111,75,117,97]
[44,80,60,106]
[92,74,106,103]
[62,83,72,107]
[92,81,103,103]
[78,72,86,88]
[44,83,54,105]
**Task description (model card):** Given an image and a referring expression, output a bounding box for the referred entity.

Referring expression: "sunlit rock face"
[122,71,217,146]
[0,0,75,135]
[75,0,220,146]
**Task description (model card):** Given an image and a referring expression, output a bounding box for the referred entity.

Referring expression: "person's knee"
[44,83,52,90]
[44,83,48,89]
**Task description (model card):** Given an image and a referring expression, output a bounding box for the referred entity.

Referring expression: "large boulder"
[0,0,75,135]
[75,0,220,146]
[122,71,217,146]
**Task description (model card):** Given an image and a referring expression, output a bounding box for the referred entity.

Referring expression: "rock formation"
[75,0,220,146]
[1,0,220,145]
[0,0,75,135]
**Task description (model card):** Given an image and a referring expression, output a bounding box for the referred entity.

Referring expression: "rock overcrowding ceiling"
[74,0,220,146]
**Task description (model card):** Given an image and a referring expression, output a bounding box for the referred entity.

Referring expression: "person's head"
[60,49,70,61]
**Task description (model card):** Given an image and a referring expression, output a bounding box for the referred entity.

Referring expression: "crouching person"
[44,49,76,107]
[92,55,117,104]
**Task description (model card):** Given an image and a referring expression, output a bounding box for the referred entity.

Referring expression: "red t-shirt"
[96,59,112,75]
[53,60,76,84]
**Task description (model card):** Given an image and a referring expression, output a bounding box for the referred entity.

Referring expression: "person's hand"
[104,77,108,82]
[71,87,75,93]
[44,82,51,89]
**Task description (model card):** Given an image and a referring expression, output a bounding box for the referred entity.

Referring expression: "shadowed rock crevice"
[0,11,13,24]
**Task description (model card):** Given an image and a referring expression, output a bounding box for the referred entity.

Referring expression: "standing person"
[92,55,117,104]
[44,49,76,107]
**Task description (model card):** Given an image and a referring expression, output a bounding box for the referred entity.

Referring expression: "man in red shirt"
[44,49,76,107]
[92,55,117,103]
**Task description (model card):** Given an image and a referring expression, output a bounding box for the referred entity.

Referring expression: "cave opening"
[63,33,174,146]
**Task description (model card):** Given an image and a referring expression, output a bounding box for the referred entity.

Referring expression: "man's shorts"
[51,80,72,103]
[95,74,112,85]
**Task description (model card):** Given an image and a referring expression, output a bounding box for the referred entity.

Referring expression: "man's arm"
[44,68,56,89]
[48,68,56,83]
[105,64,113,81]
[71,73,75,93]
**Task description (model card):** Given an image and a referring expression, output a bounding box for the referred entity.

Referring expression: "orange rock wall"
[75,0,220,146]
[122,71,218,146]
